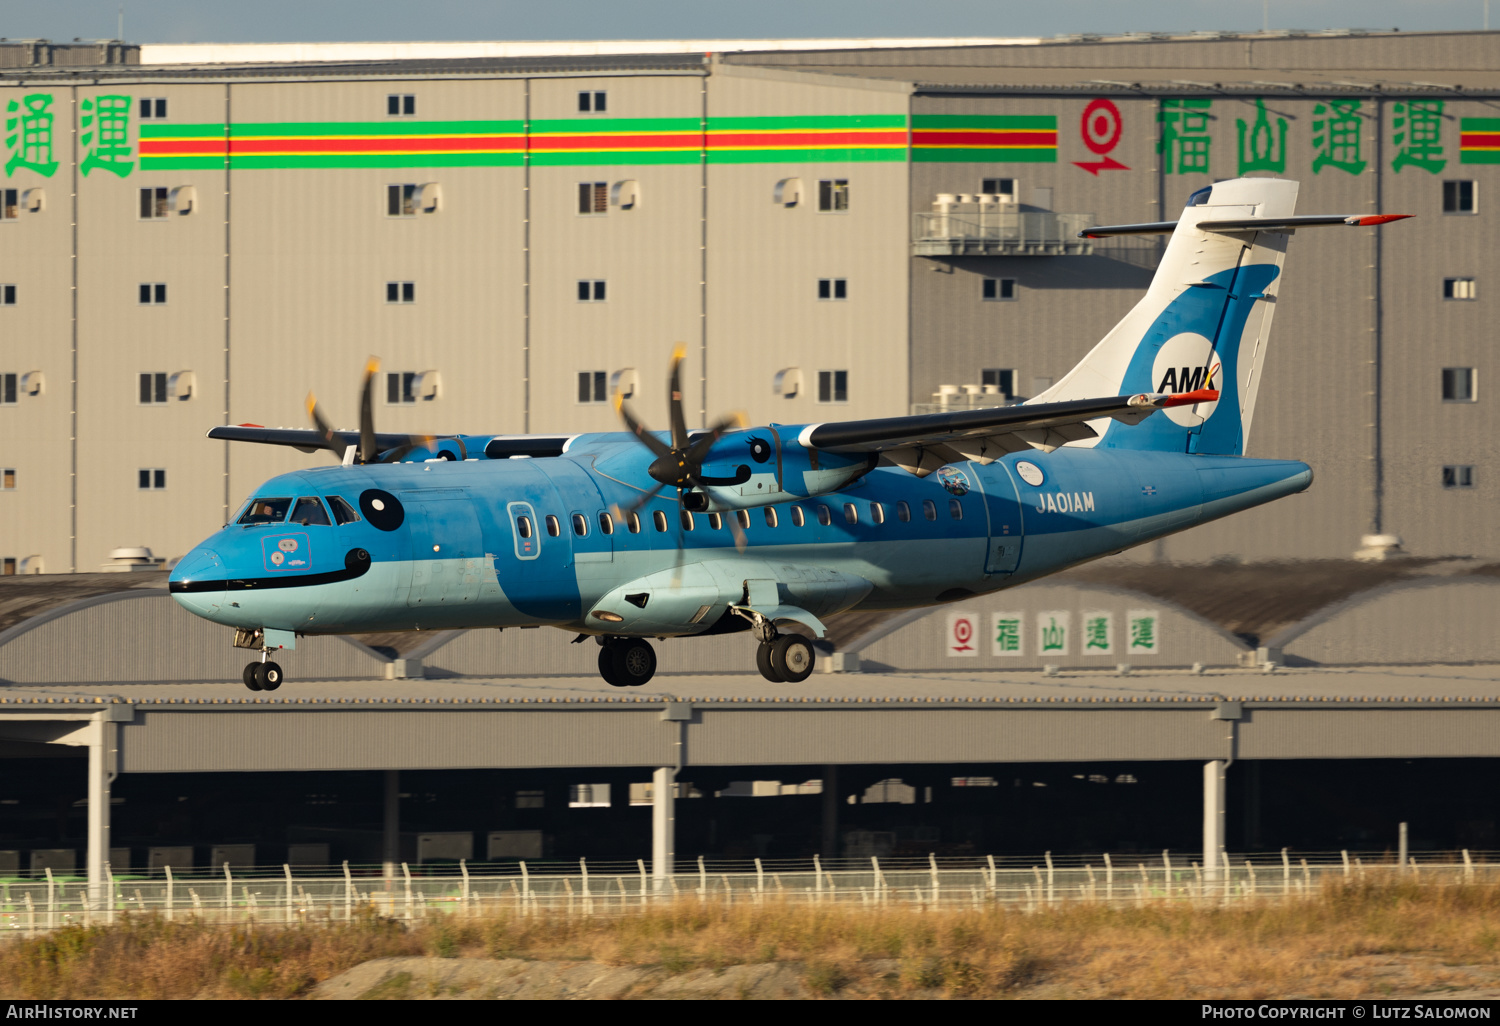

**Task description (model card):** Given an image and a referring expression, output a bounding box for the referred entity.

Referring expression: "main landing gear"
[755,633,815,683]
[598,637,657,688]
[242,652,283,692]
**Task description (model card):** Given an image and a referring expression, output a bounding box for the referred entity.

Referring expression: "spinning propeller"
[614,345,749,550]
[306,357,434,465]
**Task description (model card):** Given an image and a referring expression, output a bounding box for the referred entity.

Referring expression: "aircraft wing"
[207,425,571,460]
[799,389,1217,476]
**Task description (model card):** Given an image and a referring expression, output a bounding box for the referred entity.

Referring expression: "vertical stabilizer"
[1031,177,1298,455]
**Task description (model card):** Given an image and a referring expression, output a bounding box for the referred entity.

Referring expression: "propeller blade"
[610,482,668,523]
[615,394,672,458]
[359,356,380,465]
[685,411,747,464]
[668,343,689,452]
[726,510,748,554]
[305,393,345,461]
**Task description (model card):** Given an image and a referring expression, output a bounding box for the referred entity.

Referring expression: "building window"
[578,182,607,215]
[0,373,15,404]
[982,368,1015,398]
[387,94,416,116]
[578,91,607,112]
[385,281,416,304]
[386,372,418,404]
[0,284,15,305]
[817,278,847,301]
[1444,277,1477,300]
[515,790,544,809]
[1,559,13,575]
[1443,367,1477,402]
[818,178,849,212]
[1444,180,1477,214]
[139,97,167,119]
[578,371,607,403]
[139,186,169,220]
[983,278,1017,301]
[981,177,1016,198]
[138,468,166,490]
[139,372,169,405]
[1,469,13,490]
[1443,465,1475,489]
[1,188,19,220]
[577,280,607,302]
[387,184,418,217]
[817,370,848,403]
[138,283,166,305]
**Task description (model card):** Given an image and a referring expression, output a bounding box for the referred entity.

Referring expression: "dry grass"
[7,877,1500,999]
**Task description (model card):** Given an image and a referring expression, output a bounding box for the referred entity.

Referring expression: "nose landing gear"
[241,652,283,692]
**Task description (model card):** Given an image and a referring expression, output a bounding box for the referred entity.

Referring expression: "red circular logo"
[953,618,973,644]
[1081,97,1123,156]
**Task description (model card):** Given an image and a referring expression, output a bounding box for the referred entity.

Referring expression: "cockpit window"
[325,495,361,525]
[237,497,292,525]
[290,497,332,526]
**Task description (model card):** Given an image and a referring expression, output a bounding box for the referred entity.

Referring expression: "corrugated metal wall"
[1275,578,1500,666]
[0,593,386,683]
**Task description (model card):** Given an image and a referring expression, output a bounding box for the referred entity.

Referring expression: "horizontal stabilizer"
[207,425,571,460]
[1081,213,1411,238]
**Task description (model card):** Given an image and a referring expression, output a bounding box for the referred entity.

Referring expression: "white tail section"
[1032,177,1299,455]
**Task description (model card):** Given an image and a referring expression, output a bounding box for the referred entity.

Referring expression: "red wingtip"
[237,422,265,428]
[1354,214,1413,226]
[1161,389,1219,407]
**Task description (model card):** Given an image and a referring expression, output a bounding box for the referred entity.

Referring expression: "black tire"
[243,663,262,691]
[771,635,815,683]
[756,642,785,683]
[257,661,283,692]
[598,647,626,687]
[611,638,657,687]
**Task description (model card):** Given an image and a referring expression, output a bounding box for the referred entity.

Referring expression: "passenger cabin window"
[949,498,964,520]
[290,497,331,526]
[764,507,779,527]
[708,512,723,530]
[816,504,832,526]
[870,502,885,524]
[737,509,751,529]
[572,513,588,537]
[790,505,805,527]
[843,503,858,524]
[516,515,533,538]
[653,510,668,532]
[239,497,292,524]
[326,496,361,524]
[627,512,641,533]
[680,510,695,530]
[896,500,911,522]
[598,512,614,535]
[545,515,561,537]
[922,499,938,521]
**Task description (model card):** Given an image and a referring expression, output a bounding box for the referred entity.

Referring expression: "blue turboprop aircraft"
[170,177,1408,691]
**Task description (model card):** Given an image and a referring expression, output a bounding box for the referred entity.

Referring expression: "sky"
[0,1,1495,45]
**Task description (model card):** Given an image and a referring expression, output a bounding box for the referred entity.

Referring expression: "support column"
[1203,759,1227,885]
[821,765,839,857]
[652,766,674,890]
[86,716,112,910]
[382,770,399,886]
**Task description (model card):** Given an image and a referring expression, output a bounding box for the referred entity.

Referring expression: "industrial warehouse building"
[1,30,1499,578]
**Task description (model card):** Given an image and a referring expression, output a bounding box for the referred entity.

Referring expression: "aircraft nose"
[169,547,226,618]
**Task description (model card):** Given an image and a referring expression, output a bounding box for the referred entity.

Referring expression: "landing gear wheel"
[610,639,657,688]
[243,663,262,691]
[598,647,626,688]
[756,642,785,683]
[771,635,815,683]
[255,661,283,692]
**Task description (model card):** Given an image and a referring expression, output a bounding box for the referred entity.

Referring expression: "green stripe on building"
[913,148,1057,163]
[1461,117,1500,132]
[1461,150,1500,163]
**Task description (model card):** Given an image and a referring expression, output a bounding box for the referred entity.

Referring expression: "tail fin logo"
[1151,332,1221,426]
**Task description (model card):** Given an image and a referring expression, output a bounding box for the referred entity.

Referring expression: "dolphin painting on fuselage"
[170,178,1409,691]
